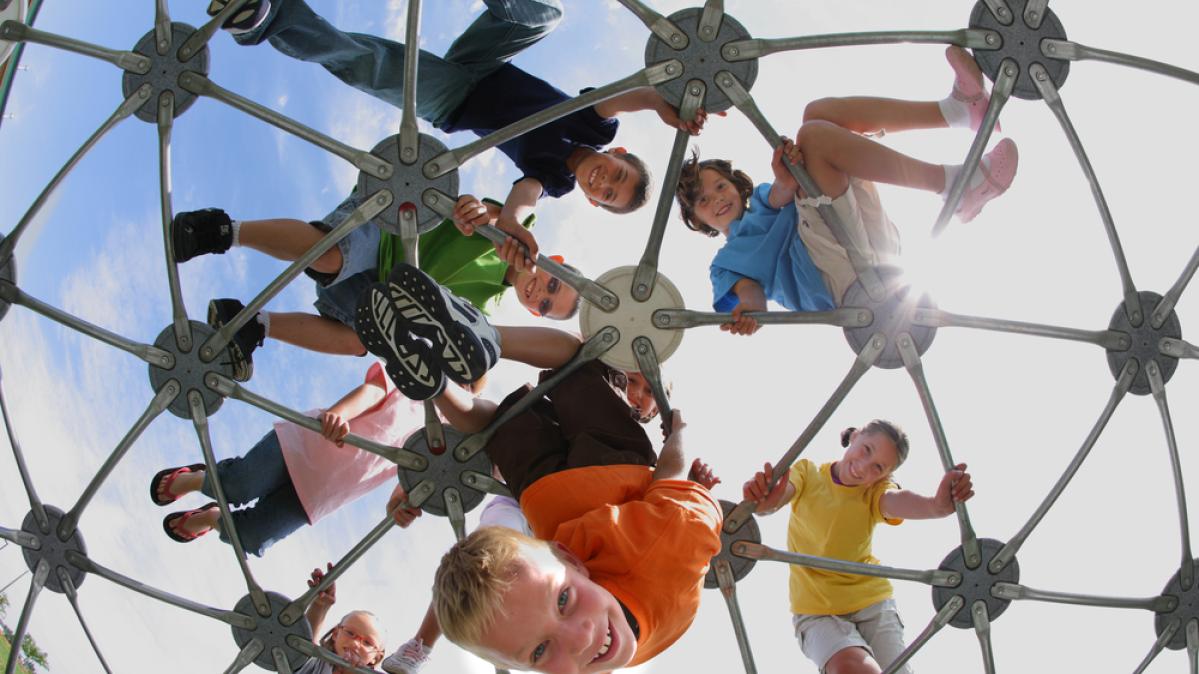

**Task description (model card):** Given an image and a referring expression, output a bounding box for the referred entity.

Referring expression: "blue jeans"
[237,0,565,128]
[201,430,308,557]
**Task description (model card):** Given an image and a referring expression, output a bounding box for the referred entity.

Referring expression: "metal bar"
[1032,63,1142,327]
[614,0,688,49]
[881,595,963,674]
[1148,362,1194,590]
[0,84,151,263]
[1152,245,1199,329]
[714,560,757,674]
[723,29,997,61]
[654,307,871,330]
[914,307,1129,350]
[1043,39,1199,88]
[697,0,723,43]
[631,80,704,302]
[991,581,1177,612]
[398,0,421,164]
[0,283,175,367]
[178,72,392,180]
[425,61,682,179]
[932,58,1015,236]
[405,480,437,509]
[982,0,1014,25]
[714,71,887,301]
[61,573,114,674]
[271,648,291,673]
[1023,0,1049,28]
[461,470,513,498]
[207,373,427,470]
[287,637,379,674]
[0,526,39,550]
[189,391,272,617]
[0,368,47,532]
[157,91,192,352]
[724,334,884,533]
[67,551,257,629]
[4,560,47,674]
[631,337,673,429]
[422,399,446,454]
[178,0,252,62]
[59,383,178,539]
[454,326,620,461]
[399,212,448,453]
[223,639,264,674]
[0,21,151,73]
[200,190,392,360]
[153,0,171,55]
[1133,620,1179,674]
[1188,619,1199,674]
[279,514,397,626]
[446,487,467,541]
[1161,337,1199,360]
[991,360,1135,574]
[897,335,980,569]
[972,601,996,674]
[734,541,959,587]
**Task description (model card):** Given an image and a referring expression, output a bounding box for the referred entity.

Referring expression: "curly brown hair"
[675,148,755,237]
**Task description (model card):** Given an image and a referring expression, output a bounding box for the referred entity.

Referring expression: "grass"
[0,633,32,674]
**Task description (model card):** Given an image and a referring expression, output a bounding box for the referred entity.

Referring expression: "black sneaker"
[206,0,271,33]
[172,208,233,263]
[385,263,500,385]
[356,283,446,401]
[207,298,263,383]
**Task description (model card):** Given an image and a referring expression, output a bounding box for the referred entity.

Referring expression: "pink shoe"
[946,46,1000,133]
[955,138,1018,223]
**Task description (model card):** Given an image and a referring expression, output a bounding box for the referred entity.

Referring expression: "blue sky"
[3,0,1199,672]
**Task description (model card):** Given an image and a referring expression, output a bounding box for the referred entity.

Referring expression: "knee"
[803,97,841,124]
[796,119,839,155]
[527,0,564,29]
[311,246,343,275]
[824,647,880,674]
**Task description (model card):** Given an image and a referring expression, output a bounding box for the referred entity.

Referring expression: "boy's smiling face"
[692,167,745,235]
[575,148,640,210]
[476,545,637,674]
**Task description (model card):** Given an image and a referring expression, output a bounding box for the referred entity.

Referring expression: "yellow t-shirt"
[787,459,902,615]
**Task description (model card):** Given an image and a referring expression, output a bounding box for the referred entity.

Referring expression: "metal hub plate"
[0,237,14,322]
[122,23,210,123]
[398,425,491,517]
[1155,560,1199,650]
[230,591,313,672]
[357,133,460,235]
[1107,291,1180,396]
[842,266,937,369]
[147,321,233,419]
[704,500,760,589]
[644,8,758,115]
[20,505,87,594]
[969,0,1069,100]
[932,538,1019,629]
[0,0,25,68]
[578,266,685,372]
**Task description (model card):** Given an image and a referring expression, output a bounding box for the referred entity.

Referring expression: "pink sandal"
[956,138,1019,223]
[946,46,1000,133]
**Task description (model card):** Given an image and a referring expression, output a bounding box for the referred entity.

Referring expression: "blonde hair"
[317,610,385,667]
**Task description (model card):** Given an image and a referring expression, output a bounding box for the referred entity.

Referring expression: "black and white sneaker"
[172,208,233,263]
[206,0,272,33]
[356,283,446,401]
[385,263,500,385]
[206,298,263,383]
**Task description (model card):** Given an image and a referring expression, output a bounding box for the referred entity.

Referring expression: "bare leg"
[238,218,343,275]
[824,646,882,674]
[414,603,441,647]
[804,97,947,136]
[496,326,581,369]
[797,120,945,199]
[267,312,366,356]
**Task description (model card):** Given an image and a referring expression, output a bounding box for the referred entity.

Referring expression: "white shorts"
[792,598,912,674]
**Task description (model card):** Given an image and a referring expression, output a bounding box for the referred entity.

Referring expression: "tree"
[20,634,47,671]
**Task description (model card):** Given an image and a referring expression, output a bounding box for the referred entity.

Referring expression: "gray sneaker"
[381,638,432,674]
[206,0,271,33]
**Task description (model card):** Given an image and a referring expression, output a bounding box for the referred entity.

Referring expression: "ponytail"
[841,420,910,468]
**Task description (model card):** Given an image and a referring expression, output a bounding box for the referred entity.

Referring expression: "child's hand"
[320,411,351,447]
[656,100,725,135]
[452,194,492,235]
[688,458,722,490]
[308,562,336,611]
[386,483,423,528]
[771,137,802,193]
[743,462,789,512]
[935,463,974,516]
[722,302,763,336]
[495,214,538,272]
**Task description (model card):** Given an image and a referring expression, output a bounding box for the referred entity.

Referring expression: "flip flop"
[150,463,206,506]
[162,502,219,543]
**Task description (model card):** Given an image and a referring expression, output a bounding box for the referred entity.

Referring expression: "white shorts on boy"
[792,598,912,674]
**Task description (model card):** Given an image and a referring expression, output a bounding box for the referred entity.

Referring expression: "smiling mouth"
[523,277,536,300]
[715,203,729,217]
[591,622,614,664]
[588,166,600,189]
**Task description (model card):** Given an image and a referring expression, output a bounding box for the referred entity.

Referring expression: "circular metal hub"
[969,0,1068,100]
[1106,291,1180,396]
[147,321,233,419]
[398,425,491,517]
[357,134,460,235]
[21,505,87,594]
[0,237,14,322]
[578,266,685,372]
[231,591,313,672]
[122,23,210,123]
[932,538,1018,629]
[644,8,758,115]
[704,500,760,589]
[1155,560,1199,650]
[842,266,937,369]
[0,0,26,68]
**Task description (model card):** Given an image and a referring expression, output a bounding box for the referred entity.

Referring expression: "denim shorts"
[313,269,375,327]
[306,192,381,327]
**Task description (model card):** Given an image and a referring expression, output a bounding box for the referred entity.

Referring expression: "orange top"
[520,465,723,666]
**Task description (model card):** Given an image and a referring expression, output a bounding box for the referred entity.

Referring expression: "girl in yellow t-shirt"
[742,420,974,674]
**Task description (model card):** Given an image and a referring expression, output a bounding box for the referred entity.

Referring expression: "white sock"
[230,220,242,247]
[257,311,271,338]
[940,161,985,198]
[938,96,972,129]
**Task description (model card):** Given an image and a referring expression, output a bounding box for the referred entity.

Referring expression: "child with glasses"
[303,564,388,672]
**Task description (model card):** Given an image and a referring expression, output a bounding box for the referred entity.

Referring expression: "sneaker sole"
[355,285,444,401]
[206,300,253,382]
[386,266,491,384]
[207,0,264,30]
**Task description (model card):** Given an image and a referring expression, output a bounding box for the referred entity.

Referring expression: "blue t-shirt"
[442,63,620,199]
[709,183,834,313]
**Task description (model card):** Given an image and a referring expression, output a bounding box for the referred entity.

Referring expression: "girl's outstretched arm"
[432,384,499,434]
[742,461,796,515]
[305,563,336,638]
[320,378,388,446]
[652,410,689,482]
[496,326,583,368]
[880,463,973,520]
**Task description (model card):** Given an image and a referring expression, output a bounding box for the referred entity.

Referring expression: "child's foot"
[171,208,233,262]
[942,46,999,133]
[385,263,500,385]
[207,298,264,382]
[206,0,271,33]
[356,283,447,401]
[381,638,433,674]
[954,138,1019,223]
[149,463,206,506]
[162,502,219,542]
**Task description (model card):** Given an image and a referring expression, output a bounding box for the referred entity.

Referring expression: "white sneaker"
[381,638,432,674]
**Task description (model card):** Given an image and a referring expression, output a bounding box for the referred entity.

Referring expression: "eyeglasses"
[336,626,382,654]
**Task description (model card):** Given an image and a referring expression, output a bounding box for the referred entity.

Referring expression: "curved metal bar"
[1043,39,1199,88]
[1188,619,1199,674]
[286,635,379,674]
[723,29,997,61]
[991,581,1176,612]
[913,307,1129,351]
[981,0,1014,25]
[1023,0,1049,29]
[734,541,959,587]
[1134,620,1179,674]
[4,559,47,674]
[614,0,688,50]
[0,0,47,129]
[1031,63,1142,327]
[446,487,467,542]
[714,560,757,674]
[0,526,39,550]
[725,334,884,533]
[157,91,192,352]
[932,58,1015,236]
[0,20,151,73]
[654,307,872,330]
[1152,245,1199,329]
[1148,362,1194,590]
[990,360,1135,574]
[153,0,171,55]
[1161,337,1199,360]
[972,601,996,674]
[178,0,252,62]
[881,595,963,674]
[0,366,48,532]
[223,639,264,674]
[398,0,421,164]
[698,0,724,43]
[270,648,291,673]
[631,336,673,430]
[461,470,514,498]
[279,514,397,626]
[61,572,113,674]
